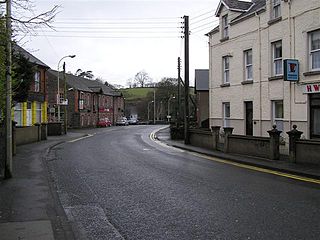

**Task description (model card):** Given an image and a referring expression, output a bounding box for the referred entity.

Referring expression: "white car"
[116,117,128,126]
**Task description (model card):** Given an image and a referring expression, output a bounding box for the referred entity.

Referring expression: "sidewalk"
[0,130,89,240]
[156,127,320,181]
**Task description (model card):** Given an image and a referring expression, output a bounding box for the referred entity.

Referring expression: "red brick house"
[47,70,124,128]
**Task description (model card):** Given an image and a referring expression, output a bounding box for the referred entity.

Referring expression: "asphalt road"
[47,125,320,240]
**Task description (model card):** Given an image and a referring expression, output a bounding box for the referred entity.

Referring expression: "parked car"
[116,117,128,126]
[97,118,112,127]
[128,118,138,125]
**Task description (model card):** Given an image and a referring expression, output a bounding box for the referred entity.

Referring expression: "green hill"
[121,87,154,101]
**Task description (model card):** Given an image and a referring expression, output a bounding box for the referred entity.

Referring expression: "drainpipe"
[256,12,263,136]
[288,0,292,130]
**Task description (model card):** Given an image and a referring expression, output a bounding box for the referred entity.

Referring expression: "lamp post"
[57,55,75,122]
[147,101,154,123]
[167,96,176,122]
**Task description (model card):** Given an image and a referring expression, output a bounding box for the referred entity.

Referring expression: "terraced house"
[207,0,320,141]
[13,45,49,127]
[47,70,124,128]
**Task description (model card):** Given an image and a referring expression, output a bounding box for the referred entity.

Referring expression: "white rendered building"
[207,0,320,141]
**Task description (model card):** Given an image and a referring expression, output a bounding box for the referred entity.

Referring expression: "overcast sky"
[17,0,220,87]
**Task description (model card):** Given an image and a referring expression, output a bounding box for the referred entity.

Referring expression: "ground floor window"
[310,94,320,138]
[14,103,23,126]
[272,100,283,131]
[223,102,230,127]
[36,102,42,123]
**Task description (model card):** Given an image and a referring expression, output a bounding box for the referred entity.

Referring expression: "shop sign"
[284,59,299,81]
[304,84,320,94]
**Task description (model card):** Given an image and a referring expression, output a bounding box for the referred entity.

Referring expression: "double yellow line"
[191,152,320,185]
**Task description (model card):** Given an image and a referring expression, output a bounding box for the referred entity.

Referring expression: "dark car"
[97,118,112,127]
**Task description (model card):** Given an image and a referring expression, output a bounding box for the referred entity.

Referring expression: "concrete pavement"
[155,127,320,181]
[0,131,89,240]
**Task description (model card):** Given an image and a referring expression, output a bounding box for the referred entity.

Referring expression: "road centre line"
[191,152,320,185]
[68,134,94,143]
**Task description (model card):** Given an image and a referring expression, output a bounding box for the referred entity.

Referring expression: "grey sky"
[19,0,219,87]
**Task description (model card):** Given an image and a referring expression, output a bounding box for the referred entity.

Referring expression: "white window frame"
[222,15,228,38]
[223,102,230,127]
[272,100,283,131]
[272,41,282,76]
[14,103,23,126]
[309,29,320,71]
[36,102,42,123]
[244,49,253,81]
[272,0,281,19]
[34,71,40,92]
[223,56,230,84]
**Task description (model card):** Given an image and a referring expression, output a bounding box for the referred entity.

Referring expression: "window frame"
[223,56,230,84]
[272,100,284,131]
[244,49,253,81]
[272,0,281,19]
[272,40,283,76]
[223,102,230,127]
[222,15,228,39]
[34,71,40,92]
[309,29,320,71]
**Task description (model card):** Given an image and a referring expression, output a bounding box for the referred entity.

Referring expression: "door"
[310,94,320,139]
[245,101,253,136]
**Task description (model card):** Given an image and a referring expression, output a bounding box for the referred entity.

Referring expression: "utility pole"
[5,0,12,178]
[153,88,156,124]
[177,57,181,126]
[63,62,67,134]
[183,15,190,144]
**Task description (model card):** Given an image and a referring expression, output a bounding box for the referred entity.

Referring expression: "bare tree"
[134,70,151,88]
[75,69,94,79]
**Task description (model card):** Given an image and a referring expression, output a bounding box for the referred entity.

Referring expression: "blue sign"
[284,59,299,81]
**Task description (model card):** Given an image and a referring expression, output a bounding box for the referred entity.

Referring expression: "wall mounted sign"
[284,59,299,81]
[304,84,320,94]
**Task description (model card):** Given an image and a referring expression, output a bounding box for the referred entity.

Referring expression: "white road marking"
[68,134,94,143]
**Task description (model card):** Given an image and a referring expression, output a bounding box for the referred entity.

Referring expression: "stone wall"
[15,126,39,146]
[189,129,213,150]
[228,135,270,159]
[295,140,320,165]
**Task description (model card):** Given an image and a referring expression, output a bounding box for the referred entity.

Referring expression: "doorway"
[245,101,253,136]
[310,94,320,139]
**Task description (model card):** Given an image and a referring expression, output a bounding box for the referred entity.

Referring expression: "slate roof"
[195,69,209,91]
[48,69,122,96]
[13,44,50,68]
[231,0,266,23]
[215,0,254,16]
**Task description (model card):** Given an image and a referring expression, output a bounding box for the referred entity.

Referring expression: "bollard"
[267,125,282,160]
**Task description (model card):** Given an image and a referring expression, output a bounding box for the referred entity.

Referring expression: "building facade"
[47,70,124,128]
[208,0,320,141]
[13,45,49,127]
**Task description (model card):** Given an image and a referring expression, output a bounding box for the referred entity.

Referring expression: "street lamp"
[167,96,176,122]
[57,55,75,122]
[147,101,154,123]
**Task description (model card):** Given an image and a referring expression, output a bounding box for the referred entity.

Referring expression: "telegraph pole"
[63,62,67,134]
[183,15,190,144]
[5,0,12,178]
[177,57,181,126]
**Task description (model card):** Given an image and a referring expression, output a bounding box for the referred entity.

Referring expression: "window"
[272,41,282,76]
[36,102,42,123]
[59,92,64,104]
[223,56,230,83]
[310,30,320,71]
[223,102,230,127]
[272,0,281,19]
[272,100,283,131]
[222,15,228,38]
[14,103,23,126]
[34,71,40,92]
[244,49,253,80]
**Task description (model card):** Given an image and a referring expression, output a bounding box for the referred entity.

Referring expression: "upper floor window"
[222,15,228,38]
[34,71,40,92]
[272,0,281,19]
[223,56,230,84]
[272,40,282,76]
[244,49,253,80]
[310,30,320,71]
